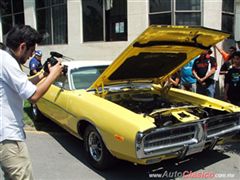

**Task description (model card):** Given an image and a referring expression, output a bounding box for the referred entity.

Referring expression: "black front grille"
[206,113,240,137]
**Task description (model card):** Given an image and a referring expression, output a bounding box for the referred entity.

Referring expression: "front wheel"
[83,125,115,170]
[31,104,44,122]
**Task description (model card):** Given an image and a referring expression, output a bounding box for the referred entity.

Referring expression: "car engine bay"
[105,91,228,127]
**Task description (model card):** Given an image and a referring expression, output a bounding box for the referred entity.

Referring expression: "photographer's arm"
[28,70,47,85]
[28,61,63,104]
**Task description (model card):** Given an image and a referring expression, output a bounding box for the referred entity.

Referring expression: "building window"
[82,0,127,42]
[36,0,68,45]
[222,0,235,37]
[1,0,25,38]
[149,0,202,26]
[149,0,171,25]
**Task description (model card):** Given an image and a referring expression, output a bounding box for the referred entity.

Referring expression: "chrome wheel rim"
[88,131,103,162]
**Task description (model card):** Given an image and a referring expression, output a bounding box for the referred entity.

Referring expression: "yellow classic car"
[33,25,240,170]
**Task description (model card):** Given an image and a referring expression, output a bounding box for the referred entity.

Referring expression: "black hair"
[229,46,237,51]
[233,51,240,58]
[6,25,42,50]
[207,49,213,54]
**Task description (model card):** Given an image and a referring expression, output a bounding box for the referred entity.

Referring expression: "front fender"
[67,91,156,159]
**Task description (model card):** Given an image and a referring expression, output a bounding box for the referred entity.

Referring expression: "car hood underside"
[90,25,229,89]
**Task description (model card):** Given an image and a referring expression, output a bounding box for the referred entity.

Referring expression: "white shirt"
[0,49,36,142]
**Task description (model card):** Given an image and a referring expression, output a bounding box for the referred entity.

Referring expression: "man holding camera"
[0,25,63,179]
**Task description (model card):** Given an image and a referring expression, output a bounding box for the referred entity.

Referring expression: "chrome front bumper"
[136,112,240,162]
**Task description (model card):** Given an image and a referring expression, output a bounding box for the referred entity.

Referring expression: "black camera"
[43,52,68,75]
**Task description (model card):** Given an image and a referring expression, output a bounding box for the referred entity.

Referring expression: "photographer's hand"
[28,59,63,104]
[48,59,63,79]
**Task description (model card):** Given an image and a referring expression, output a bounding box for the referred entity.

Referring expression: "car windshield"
[70,65,108,89]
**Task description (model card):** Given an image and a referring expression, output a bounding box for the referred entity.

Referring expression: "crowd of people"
[17,41,240,106]
[168,45,240,106]
[21,38,240,106]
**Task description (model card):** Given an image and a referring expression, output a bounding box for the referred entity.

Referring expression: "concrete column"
[203,0,222,30]
[235,0,240,42]
[67,0,81,45]
[128,0,148,42]
[23,0,36,28]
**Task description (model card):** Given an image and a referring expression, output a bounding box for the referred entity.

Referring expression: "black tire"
[31,104,44,122]
[83,125,116,170]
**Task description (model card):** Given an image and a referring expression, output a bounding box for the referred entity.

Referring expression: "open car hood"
[90,25,229,89]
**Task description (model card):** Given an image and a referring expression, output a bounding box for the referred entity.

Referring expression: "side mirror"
[55,81,64,89]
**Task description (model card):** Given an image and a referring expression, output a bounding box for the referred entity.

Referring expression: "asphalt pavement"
[0,129,240,180]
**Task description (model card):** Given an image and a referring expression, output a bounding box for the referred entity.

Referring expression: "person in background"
[225,50,240,139]
[218,46,237,76]
[215,45,236,62]
[236,41,240,51]
[180,58,197,92]
[0,25,63,180]
[224,51,240,106]
[168,71,181,88]
[192,49,217,97]
[29,50,43,76]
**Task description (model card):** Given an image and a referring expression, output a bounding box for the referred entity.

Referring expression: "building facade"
[1,0,239,61]
[1,0,239,98]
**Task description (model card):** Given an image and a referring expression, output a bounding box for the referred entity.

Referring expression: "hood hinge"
[95,81,108,98]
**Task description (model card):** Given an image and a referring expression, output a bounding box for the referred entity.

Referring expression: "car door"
[39,75,71,126]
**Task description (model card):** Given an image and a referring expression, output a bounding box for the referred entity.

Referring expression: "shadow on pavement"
[24,104,65,133]
[32,117,65,133]
[49,131,237,180]
[217,142,240,155]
